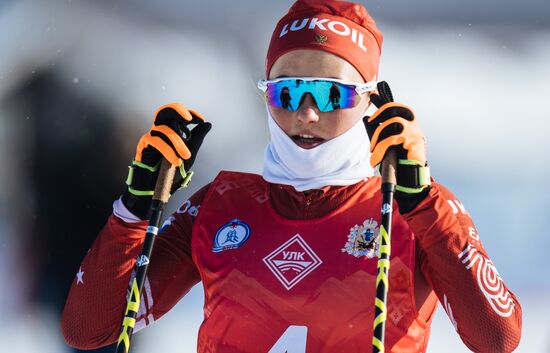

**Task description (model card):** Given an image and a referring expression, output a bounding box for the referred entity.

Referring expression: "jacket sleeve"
[61,184,211,350]
[403,182,522,353]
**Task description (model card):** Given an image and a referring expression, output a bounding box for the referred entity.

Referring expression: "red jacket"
[61,172,522,352]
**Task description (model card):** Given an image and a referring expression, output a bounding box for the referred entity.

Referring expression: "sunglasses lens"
[266,83,297,111]
[265,80,359,112]
[329,83,358,112]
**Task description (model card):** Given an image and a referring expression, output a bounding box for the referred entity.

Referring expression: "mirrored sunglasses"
[257,77,377,113]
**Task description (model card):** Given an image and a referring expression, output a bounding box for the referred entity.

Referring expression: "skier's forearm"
[61,185,207,350]
[61,215,147,350]
[403,183,522,353]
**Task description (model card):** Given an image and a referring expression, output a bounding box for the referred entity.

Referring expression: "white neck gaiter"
[262,107,374,191]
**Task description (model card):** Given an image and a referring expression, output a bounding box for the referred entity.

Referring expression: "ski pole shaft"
[372,81,396,353]
[372,149,397,353]
[115,159,176,353]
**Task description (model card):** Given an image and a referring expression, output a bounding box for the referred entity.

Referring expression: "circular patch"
[212,219,251,253]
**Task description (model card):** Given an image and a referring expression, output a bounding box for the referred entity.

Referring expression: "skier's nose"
[296,94,320,123]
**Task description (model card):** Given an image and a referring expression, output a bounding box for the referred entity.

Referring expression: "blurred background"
[0,0,548,352]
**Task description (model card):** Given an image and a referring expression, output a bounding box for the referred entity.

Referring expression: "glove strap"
[126,160,194,197]
[126,161,159,197]
[123,160,194,220]
[178,164,194,189]
[395,159,431,194]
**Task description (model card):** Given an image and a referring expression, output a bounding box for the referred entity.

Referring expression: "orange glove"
[123,103,211,219]
[363,83,430,214]
[135,103,207,167]
[363,95,426,168]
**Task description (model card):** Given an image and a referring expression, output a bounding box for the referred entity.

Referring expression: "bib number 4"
[269,325,308,353]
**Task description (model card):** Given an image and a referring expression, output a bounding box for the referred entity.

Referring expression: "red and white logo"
[263,234,322,290]
[279,17,368,52]
[458,227,515,317]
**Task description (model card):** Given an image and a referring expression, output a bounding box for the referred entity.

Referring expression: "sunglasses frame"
[257,76,377,95]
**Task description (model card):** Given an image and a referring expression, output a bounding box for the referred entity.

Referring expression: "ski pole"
[371,82,397,353]
[115,159,176,353]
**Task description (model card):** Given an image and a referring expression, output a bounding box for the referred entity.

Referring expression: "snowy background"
[0,0,549,352]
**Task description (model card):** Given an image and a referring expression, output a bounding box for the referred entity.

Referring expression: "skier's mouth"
[291,134,325,149]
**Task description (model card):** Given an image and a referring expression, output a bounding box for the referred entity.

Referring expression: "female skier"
[61,1,522,352]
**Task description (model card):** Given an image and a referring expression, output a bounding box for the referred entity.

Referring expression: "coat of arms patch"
[341,218,380,258]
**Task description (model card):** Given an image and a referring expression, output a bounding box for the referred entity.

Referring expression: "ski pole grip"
[381,149,397,185]
[153,159,176,203]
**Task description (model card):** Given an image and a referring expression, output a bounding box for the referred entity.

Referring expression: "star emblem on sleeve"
[76,267,84,285]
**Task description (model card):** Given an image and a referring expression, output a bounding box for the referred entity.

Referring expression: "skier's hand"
[122,103,212,219]
[363,94,426,169]
[363,82,430,213]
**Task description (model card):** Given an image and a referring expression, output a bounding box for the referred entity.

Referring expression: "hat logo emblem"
[315,34,328,43]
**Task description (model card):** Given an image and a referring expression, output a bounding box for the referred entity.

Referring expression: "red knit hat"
[266,0,383,81]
